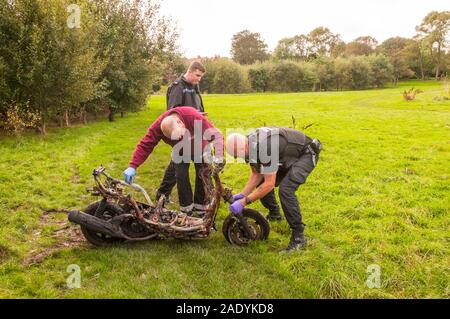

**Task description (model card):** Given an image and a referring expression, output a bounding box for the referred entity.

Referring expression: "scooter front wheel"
[222,208,270,246]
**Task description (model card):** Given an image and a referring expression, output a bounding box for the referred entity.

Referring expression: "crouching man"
[225,127,322,253]
[123,107,224,216]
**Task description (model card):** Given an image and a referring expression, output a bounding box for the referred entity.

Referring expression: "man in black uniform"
[225,127,322,253]
[156,61,206,213]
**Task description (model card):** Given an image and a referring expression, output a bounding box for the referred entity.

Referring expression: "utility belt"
[303,138,322,166]
[279,138,322,169]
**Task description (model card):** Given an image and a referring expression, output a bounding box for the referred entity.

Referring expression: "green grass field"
[0,80,448,298]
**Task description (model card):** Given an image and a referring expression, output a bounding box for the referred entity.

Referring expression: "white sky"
[159,0,449,58]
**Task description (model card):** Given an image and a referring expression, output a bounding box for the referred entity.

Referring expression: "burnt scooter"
[68,164,270,246]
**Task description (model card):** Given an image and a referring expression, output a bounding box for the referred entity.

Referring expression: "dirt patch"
[22,211,88,266]
[70,165,81,184]
[0,244,14,264]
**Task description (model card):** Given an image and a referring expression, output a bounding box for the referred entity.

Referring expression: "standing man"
[225,127,322,253]
[123,107,223,216]
[156,61,206,208]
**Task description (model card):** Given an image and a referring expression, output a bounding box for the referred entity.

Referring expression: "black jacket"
[247,127,313,173]
[166,75,204,112]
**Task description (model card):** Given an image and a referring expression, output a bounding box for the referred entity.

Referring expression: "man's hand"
[231,193,245,202]
[229,200,244,216]
[123,167,136,184]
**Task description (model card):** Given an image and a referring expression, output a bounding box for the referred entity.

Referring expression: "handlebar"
[92,166,154,206]
[91,163,225,209]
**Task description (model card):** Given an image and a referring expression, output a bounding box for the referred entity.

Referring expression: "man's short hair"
[188,61,206,73]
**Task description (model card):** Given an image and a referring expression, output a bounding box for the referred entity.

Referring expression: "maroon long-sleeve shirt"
[129,107,224,169]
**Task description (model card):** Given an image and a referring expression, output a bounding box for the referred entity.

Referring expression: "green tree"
[308,27,343,58]
[248,62,271,92]
[274,35,311,61]
[404,36,434,80]
[334,56,372,90]
[334,57,352,90]
[203,58,249,93]
[0,0,177,134]
[11,0,67,134]
[0,0,17,108]
[348,56,372,89]
[416,11,450,79]
[313,56,335,91]
[231,30,268,65]
[296,61,317,91]
[162,55,188,85]
[367,54,394,87]
[378,37,415,84]
[346,36,378,56]
[268,61,301,92]
[94,0,178,121]
[50,1,105,127]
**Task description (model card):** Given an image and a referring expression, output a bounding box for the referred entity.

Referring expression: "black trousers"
[158,160,208,211]
[259,152,318,230]
[157,160,177,198]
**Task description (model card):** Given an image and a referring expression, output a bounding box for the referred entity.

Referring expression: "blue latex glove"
[229,200,244,216]
[232,193,245,202]
[123,167,136,184]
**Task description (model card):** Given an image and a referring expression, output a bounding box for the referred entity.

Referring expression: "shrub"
[334,57,352,90]
[203,58,250,93]
[248,62,271,92]
[268,61,302,92]
[403,87,423,101]
[0,101,41,136]
[296,61,318,91]
[368,54,394,87]
[313,57,335,91]
[348,55,372,89]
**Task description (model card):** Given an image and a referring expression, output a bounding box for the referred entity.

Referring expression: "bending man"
[225,127,322,253]
[124,107,223,216]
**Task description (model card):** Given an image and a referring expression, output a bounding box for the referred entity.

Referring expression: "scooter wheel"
[80,200,125,246]
[222,208,270,246]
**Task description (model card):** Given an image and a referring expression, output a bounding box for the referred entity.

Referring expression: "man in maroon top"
[123,107,224,215]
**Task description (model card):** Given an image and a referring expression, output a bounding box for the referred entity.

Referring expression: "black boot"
[266,211,283,221]
[283,225,307,253]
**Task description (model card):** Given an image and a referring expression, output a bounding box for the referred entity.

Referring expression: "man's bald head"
[160,114,186,140]
[225,133,248,159]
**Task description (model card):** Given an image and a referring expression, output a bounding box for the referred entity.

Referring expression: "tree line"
[1,4,448,135]
[192,10,449,94]
[0,0,177,135]
[197,54,394,93]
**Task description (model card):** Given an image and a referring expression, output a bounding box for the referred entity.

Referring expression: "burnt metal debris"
[68,164,269,246]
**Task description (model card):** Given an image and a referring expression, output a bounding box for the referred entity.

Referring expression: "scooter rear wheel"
[80,200,125,246]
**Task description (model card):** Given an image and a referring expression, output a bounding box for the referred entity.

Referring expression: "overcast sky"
[159,0,449,58]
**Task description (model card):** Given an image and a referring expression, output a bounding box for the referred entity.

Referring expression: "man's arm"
[229,167,277,215]
[245,172,276,203]
[167,84,184,109]
[200,116,224,160]
[196,84,205,112]
[243,135,278,202]
[241,167,264,196]
[129,124,163,169]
